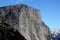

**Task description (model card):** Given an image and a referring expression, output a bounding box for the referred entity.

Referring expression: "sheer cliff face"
[0,4,50,40]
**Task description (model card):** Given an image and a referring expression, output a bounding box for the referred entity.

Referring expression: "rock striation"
[0,4,51,40]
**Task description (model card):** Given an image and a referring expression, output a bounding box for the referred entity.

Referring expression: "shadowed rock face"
[0,23,26,40]
[0,11,26,40]
[0,4,50,40]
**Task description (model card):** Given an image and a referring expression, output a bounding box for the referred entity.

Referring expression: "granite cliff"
[0,4,50,40]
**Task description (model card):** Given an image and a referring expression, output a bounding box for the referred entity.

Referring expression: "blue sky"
[0,0,60,31]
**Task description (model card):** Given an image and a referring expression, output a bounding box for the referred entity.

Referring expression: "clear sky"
[0,0,60,31]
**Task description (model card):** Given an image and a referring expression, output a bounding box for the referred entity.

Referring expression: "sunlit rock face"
[0,4,50,40]
[41,22,51,40]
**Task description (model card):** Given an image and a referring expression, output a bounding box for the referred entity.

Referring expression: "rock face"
[0,22,26,40]
[0,4,50,40]
[0,11,26,40]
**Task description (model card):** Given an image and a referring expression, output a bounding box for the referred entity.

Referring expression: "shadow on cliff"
[0,23,26,40]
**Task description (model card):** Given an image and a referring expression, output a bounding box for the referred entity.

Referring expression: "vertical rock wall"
[0,4,50,40]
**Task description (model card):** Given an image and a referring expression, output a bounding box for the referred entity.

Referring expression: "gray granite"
[0,4,51,40]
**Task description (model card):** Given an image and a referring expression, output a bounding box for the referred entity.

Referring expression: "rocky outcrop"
[0,4,50,40]
[41,21,51,40]
[0,12,26,40]
[0,23,26,40]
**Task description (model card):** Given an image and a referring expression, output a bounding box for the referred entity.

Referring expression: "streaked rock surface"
[0,4,50,40]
